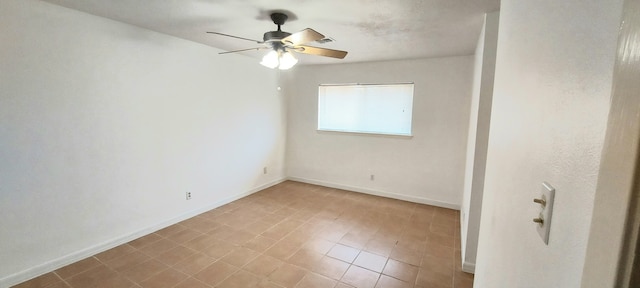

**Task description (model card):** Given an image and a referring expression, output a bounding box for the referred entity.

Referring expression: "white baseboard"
[462,261,476,274]
[287,176,460,210]
[1,178,286,288]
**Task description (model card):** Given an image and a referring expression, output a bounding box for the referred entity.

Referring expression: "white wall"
[474,0,623,287]
[460,11,498,274]
[284,57,473,209]
[0,0,286,285]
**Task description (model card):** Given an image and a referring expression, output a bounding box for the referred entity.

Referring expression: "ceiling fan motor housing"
[263,30,291,43]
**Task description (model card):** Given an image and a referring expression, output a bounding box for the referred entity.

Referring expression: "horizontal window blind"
[318,83,414,136]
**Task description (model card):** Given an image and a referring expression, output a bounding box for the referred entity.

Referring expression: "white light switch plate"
[536,182,555,245]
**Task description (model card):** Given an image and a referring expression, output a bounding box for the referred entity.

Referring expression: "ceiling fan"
[206,12,348,70]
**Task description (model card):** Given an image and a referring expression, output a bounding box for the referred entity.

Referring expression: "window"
[317,83,414,136]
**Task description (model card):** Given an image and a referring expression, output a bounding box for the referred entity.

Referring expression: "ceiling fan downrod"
[263,13,291,43]
[270,12,288,31]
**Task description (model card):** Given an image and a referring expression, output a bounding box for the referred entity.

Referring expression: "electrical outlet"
[186,192,191,200]
[263,167,267,174]
[370,174,375,181]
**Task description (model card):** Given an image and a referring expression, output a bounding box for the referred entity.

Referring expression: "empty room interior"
[2,0,638,287]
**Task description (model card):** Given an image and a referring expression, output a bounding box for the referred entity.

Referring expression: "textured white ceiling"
[40,0,500,65]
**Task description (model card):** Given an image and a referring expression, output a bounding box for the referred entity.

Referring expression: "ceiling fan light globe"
[260,51,279,69]
[278,52,298,70]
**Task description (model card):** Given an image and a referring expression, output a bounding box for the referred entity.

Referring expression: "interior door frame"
[581,0,640,286]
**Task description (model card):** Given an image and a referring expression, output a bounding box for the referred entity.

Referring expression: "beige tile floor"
[14,181,473,288]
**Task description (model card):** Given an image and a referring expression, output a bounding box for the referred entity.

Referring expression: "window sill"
[316,129,413,138]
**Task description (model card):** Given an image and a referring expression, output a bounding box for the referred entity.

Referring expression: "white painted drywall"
[0,0,285,285]
[474,0,623,287]
[284,57,473,209]
[460,11,498,274]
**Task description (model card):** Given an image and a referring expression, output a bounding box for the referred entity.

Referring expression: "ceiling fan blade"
[206,32,263,44]
[282,28,325,46]
[219,47,269,54]
[295,45,348,59]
